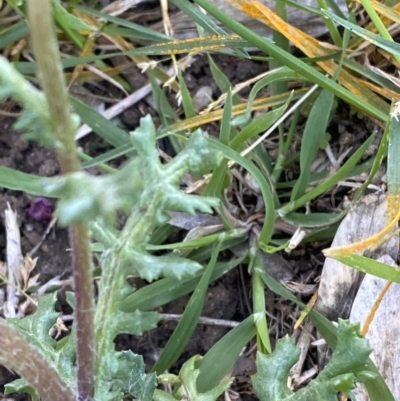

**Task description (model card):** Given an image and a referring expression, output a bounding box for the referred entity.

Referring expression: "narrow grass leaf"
[325,254,400,284]
[52,0,95,32]
[291,89,335,200]
[282,211,346,228]
[353,0,400,25]
[123,35,251,56]
[196,314,257,392]
[69,95,130,147]
[81,144,133,168]
[232,68,302,126]
[121,258,244,312]
[188,236,247,263]
[76,5,171,41]
[220,89,232,145]
[323,9,400,56]
[0,20,29,49]
[151,240,223,374]
[354,120,390,202]
[179,72,196,119]
[0,167,48,196]
[146,228,246,251]
[387,105,400,220]
[252,251,271,353]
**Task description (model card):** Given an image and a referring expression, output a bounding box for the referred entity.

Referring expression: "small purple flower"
[26,197,54,221]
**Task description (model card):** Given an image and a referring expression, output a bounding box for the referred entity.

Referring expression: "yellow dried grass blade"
[294,291,318,330]
[68,31,97,88]
[161,88,308,134]
[361,280,393,335]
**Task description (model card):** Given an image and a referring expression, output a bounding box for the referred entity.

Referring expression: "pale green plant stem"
[27,0,95,399]
[360,0,400,64]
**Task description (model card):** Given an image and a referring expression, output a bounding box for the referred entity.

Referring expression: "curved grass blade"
[323,254,400,284]
[179,72,196,119]
[207,138,276,246]
[232,68,303,126]
[0,167,48,196]
[291,89,335,200]
[196,314,257,392]
[69,95,130,147]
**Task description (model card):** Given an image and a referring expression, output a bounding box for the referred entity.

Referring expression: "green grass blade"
[282,211,346,228]
[387,104,400,210]
[291,89,335,200]
[123,35,250,55]
[232,68,302,126]
[0,20,29,49]
[81,144,133,168]
[69,95,130,147]
[196,314,257,392]
[0,167,48,195]
[152,239,224,374]
[252,251,271,353]
[76,5,171,42]
[52,1,95,33]
[325,254,400,283]
[203,91,233,197]
[179,72,196,119]
[146,228,246,251]
[120,258,244,312]
[220,89,233,145]
[323,9,400,57]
